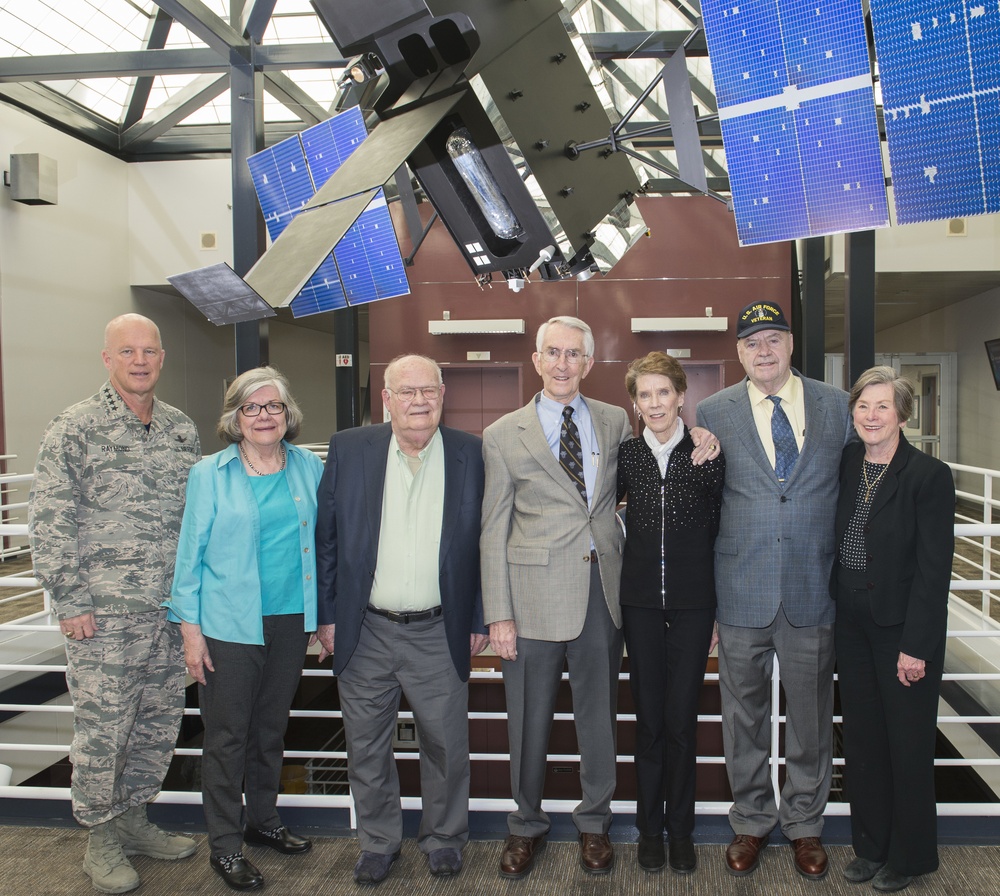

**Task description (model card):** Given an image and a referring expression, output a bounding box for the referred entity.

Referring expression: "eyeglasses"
[388,386,441,402]
[541,347,587,364]
[239,401,286,417]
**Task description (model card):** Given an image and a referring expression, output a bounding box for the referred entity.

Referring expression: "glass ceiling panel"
[0,0,721,178]
[0,0,155,57]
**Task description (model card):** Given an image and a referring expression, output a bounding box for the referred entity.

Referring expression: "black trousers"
[835,579,943,876]
[622,604,715,839]
[199,614,309,857]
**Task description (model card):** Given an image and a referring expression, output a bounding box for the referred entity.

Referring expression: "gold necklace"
[861,459,888,502]
[240,442,286,476]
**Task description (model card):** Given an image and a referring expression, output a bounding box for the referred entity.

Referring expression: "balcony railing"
[2,461,999,826]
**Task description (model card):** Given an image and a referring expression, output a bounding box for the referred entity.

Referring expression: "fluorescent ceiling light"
[631,317,729,333]
[428,318,525,335]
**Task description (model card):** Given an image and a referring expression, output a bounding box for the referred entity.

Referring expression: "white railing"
[2,463,1000,823]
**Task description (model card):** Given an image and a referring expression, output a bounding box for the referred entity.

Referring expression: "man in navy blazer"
[315,354,488,885]
[697,302,850,882]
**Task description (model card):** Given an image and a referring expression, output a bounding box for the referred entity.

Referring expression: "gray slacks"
[503,563,624,837]
[199,614,309,857]
[718,607,835,840]
[337,611,470,855]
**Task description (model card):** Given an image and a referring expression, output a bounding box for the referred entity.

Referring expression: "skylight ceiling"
[0,0,342,127]
[0,0,726,185]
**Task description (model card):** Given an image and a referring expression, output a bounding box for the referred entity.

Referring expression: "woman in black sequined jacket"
[616,351,725,875]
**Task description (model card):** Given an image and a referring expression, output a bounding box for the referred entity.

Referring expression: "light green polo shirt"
[369,429,445,612]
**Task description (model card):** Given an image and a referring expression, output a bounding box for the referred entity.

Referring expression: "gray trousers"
[503,564,624,837]
[337,611,470,855]
[199,614,309,857]
[65,612,184,827]
[718,607,835,840]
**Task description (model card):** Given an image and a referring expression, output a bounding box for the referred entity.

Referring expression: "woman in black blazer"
[617,352,725,875]
[832,366,955,893]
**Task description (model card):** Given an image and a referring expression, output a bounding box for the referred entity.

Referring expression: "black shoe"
[244,824,312,854]
[637,833,665,872]
[211,853,264,891]
[668,836,696,874]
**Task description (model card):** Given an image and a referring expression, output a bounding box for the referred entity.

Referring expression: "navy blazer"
[831,434,955,661]
[315,423,486,679]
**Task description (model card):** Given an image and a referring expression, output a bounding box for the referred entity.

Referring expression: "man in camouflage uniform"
[29,314,201,894]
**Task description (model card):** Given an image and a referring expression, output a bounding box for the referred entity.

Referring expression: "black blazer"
[831,433,955,661]
[315,423,486,679]
[616,427,725,610]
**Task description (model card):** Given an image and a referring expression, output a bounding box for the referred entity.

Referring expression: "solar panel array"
[869,0,1000,225]
[701,0,890,245]
[247,108,409,317]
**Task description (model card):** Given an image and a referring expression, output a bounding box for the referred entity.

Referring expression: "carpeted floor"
[5,826,999,896]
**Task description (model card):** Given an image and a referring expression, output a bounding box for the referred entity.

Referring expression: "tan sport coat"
[480,396,632,641]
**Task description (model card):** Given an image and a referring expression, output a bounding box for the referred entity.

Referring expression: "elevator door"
[439,365,523,437]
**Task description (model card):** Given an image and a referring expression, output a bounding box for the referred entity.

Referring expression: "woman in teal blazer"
[167,366,324,892]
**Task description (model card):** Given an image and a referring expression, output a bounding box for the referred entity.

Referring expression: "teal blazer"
[166,441,324,644]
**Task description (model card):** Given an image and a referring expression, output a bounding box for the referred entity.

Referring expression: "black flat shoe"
[669,836,696,874]
[637,833,665,872]
[244,825,312,854]
[211,853,264,891]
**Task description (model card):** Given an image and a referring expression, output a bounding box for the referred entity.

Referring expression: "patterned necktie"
[559,406,587,502]
[767,394,799,482]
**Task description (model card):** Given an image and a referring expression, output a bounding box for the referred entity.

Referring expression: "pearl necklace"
[861,459,889,503]
[240,442,286,476]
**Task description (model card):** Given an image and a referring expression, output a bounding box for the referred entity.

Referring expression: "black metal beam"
[152,0,247,56]
[0,83,120,151]
[800,237,827,381]
[262,71,327,126]
[844,230,877,389]
[230,57,268,373]
[121,73,228,149]
[124,9,173,131]
[582,31,708,58]
[241,0,277,43]
[334,309,361,430]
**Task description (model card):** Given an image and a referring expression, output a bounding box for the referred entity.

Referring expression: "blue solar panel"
[247,107,410,317]
[869,0,1000,224]
[701,0,890,246]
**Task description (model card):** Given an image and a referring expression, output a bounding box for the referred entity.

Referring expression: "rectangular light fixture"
[428,318,525,335]
[631,317,729,333]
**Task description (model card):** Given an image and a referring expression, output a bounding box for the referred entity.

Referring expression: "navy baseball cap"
[736,302,791,338]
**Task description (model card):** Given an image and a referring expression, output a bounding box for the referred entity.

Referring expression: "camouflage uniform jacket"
[29,381,201,619]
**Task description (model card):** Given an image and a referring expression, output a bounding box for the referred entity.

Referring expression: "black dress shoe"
[668,836,696,874]
[211,853,264,891]
[244,825,312,854]
[637,834,665,872]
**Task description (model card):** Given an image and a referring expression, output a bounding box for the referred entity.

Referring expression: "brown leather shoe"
[792,837,828,880]
[725,834,769,876]
[579,833,614,874]
[498,835,545,879]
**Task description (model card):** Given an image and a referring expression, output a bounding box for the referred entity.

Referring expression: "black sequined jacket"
[616,426,725,610]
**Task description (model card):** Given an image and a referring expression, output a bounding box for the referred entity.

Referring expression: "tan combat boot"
[83,821,140,893]
[116,803,197,859]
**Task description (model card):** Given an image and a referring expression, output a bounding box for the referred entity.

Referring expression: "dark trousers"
[199,614,309,857]
[835,579,943,875]
[622,605,715,839]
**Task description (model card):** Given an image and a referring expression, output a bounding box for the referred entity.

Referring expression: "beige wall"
[0,103,339,537]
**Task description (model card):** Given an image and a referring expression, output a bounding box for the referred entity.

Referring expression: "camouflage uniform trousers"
[64,610,185,827]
